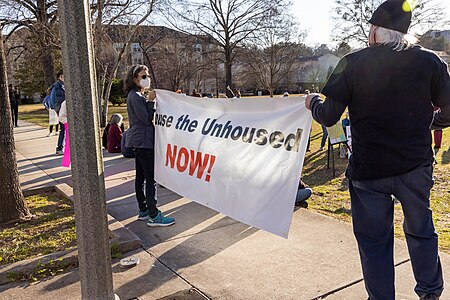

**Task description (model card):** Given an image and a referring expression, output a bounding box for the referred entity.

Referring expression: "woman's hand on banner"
[146,90,156,102]
[305,93,320,110]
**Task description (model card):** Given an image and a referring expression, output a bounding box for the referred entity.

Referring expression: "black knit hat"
[369,0,412,34]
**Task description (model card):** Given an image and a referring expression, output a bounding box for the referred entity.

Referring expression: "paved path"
[2,120,449,300]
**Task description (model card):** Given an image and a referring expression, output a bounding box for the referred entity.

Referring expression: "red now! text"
[165,144,216,182]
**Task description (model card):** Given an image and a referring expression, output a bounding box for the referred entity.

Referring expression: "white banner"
[154,90,312,237]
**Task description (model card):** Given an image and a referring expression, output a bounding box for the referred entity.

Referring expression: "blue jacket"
[53,80,65,114]
[125,89,155,149]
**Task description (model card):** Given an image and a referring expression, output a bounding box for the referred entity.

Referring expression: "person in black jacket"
[53,70,66,155]
[8,84,19,127]
[125,64,175,227]
[305,1,450,299]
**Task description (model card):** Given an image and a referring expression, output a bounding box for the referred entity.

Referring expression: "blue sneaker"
[147,210,175,227]
[137,210,150,221]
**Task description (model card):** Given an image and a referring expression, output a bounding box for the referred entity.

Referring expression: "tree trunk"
[0,31,31,224]
[224,45,233,98]
[94,0,105,127]
[40,44,55,88]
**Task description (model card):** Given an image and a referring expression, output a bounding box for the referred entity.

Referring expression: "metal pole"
[57,0,115,299]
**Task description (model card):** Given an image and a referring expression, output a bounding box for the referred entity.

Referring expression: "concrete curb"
[0,184,141,285]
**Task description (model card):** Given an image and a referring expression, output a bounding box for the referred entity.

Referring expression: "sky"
[292,0,450,46]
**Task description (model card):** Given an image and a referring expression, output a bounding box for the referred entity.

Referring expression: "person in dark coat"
[8,84,19,127]
[305,0,450,299]
[125,64,175,227]
[53,70,66,155]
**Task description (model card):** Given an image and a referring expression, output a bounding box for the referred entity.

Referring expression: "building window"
[131,43,142,53]
[113,43,125,53]
[194,43,202,53]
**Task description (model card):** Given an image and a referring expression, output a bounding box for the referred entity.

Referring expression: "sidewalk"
[2,120,449,300]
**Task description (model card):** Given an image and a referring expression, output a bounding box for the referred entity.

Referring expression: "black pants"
[11,104,18,126]
[50,124,59,133]
[56,122,65,151]
[135,148,157,217]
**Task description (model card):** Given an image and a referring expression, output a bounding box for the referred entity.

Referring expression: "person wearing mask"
[305,1,450,299]
[125,64,175,227]
[53,70,66,155]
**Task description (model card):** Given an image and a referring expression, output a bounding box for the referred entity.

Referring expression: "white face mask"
[140,77,151,89]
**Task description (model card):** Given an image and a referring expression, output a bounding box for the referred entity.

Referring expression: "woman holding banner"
[125,65,175,227]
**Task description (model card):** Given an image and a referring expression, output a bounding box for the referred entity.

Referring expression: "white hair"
[110,113,123,126]
[374,26,417,51]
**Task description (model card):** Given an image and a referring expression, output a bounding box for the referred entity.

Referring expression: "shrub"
[109,79,126,106]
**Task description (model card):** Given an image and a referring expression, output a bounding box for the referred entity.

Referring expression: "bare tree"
[163,0,292,97]
[92,0,157,126]
[1,0,60,88]
[332,0,448,47]
[240,10,304,97]
[0,28,31,224]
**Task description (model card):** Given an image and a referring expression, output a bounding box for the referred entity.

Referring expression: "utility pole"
[57,0,115,299]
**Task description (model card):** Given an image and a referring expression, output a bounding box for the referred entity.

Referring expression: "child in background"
[42,88,59,137]
[107,113,123,153]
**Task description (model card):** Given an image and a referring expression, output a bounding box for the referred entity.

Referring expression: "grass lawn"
[0,192,77,266]
[18,101,450,254]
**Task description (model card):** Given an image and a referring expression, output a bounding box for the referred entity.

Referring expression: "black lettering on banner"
[242,127,256,143]
[284,128,303,152]
[188,120,198,132]
[202,118,214,135]
[255,129,268,145]
[269,131,285,148]
[211,123,223,137]
[220,121,233,138]
[230,126,243,140]
[166,116,173,127]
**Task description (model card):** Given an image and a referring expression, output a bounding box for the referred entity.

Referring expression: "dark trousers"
[56,122,65,151]
[320,125,328,149]
[11,104,18,126]
[50,123,59,133]
[135,148,157,217]
[349,164,443,300]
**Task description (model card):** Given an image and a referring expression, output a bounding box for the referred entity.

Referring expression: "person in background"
[53,70,66,155]
[191,89,201,97]
[9,84,19,127]
[125,64,175,227]
[306,0,450,298]
[433,107,442,154]
[42,87,59,136]
[304,89,312,152]
[107,113,123,153]
[319,125,328,151]
[294,179,312,209]
[340,111,351,158]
